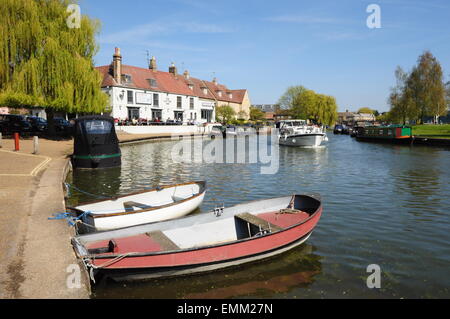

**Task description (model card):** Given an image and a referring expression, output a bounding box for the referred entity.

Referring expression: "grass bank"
[412,124,450,139]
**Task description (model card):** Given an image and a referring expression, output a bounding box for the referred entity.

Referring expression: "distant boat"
[333,124,349,135]
[69,181,206,231]
[71,194,322,283]
[277,120,328,147]
[355,125,412,144]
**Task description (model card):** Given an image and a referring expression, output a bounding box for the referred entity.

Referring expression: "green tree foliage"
[249,107,265,121]
[277,86,307,110]
[357,107,374,114]
[215,105,236,124]
[280,86,337,126]
[388,66,413,124]
[0,0,108,115]
[390,51,447,124]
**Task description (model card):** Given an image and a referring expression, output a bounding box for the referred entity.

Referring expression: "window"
[177,96,182,109]
[201,109,213,122]
[203,88,208,95]
[85,120,112,134]
[153,93,159,106]
[127,90,134,104]
[147,78,157,87]
[127,107,140,119]
[151,109,162,121]
[122,74,132,83]
[190,97,194,109]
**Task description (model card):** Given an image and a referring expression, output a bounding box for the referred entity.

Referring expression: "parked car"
[52,118,73,133]
[0,114,33,135]
[26,116,47,133]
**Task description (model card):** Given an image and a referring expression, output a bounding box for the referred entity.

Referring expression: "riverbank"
[412,124,450,139]
[0,137,86,298]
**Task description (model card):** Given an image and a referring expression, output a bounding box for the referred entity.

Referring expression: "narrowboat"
[72,115,121,169]
[355,125,412,144]
[71,194,322,283]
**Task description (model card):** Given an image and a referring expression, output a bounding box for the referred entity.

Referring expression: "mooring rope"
[65,182,110,199]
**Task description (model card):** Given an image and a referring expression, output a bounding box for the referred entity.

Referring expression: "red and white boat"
[71,194,322,283]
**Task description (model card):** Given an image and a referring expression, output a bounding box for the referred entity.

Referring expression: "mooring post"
[33,136,39,155]
[14,132,20,151]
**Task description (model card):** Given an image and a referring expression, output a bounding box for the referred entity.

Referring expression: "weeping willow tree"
[286,86,338,126]
[0,0,108,131]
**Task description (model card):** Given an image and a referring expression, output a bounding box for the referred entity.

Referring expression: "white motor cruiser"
[277,120,328,147]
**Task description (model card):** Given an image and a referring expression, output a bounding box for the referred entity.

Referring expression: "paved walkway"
[0,137,88,298]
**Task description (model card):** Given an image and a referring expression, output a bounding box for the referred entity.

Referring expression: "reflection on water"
[92,244,321,299]
[67,135,450,298]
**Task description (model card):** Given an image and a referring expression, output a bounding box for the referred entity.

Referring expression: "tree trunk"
[46,108,56,136]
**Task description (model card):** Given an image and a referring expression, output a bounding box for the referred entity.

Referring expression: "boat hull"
[279,134,326,147]
[72,194,322,283]
[98,232,313,282]
[73,181,206,231]
[84,192,205,231]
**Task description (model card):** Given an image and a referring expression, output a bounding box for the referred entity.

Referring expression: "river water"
[66,134,450,298]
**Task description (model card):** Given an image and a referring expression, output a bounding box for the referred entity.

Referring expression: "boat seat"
[123,201,152,211]
[146,231,180,251]
[172,195,187,202]
[235,212,282,238]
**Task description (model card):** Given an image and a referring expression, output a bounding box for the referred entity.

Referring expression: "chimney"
[183,70,190,79]
[149,56,157,71]
[113,47,122,85]
[212,77,218,85]
[169,62,177,76]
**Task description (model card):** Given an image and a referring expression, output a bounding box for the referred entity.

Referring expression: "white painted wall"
[105,86,213,124]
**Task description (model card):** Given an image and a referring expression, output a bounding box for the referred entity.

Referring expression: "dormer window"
[122,74,132,83]
[188,84,194,90]
[147,78,157,87]
[228,92,233,99]
[217,90,222,97]
[202,88,208,95]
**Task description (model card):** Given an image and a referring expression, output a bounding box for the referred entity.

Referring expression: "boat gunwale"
[71,181,206,219]
[79,195,322,261]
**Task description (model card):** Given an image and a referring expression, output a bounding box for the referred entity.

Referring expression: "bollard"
[14,132,20,151]
[33,136,39,155]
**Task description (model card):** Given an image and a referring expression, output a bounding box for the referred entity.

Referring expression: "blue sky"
[79,0,450,112]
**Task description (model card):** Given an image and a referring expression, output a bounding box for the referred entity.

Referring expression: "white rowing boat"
[68,181,206,231]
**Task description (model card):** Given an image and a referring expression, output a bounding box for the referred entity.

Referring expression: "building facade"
[96,48,251,124]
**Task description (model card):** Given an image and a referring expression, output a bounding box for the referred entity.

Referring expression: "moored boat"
[355,125,412,144]
[277,120,328,147]
[69,181,206,231]
[71,194,322,283]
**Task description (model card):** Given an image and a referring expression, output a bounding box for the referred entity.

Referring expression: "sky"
[78,0,450,112]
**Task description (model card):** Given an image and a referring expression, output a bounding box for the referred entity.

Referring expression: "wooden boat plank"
[146,231,179,251]
[235,212,283,232]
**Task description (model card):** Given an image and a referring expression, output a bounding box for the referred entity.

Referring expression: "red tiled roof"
[96,64,247,103]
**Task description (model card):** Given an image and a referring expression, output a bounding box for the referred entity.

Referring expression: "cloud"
[100,21,233,44]
[265,14,343,25]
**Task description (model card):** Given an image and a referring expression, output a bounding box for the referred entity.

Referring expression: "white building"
[96,48,250,124]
